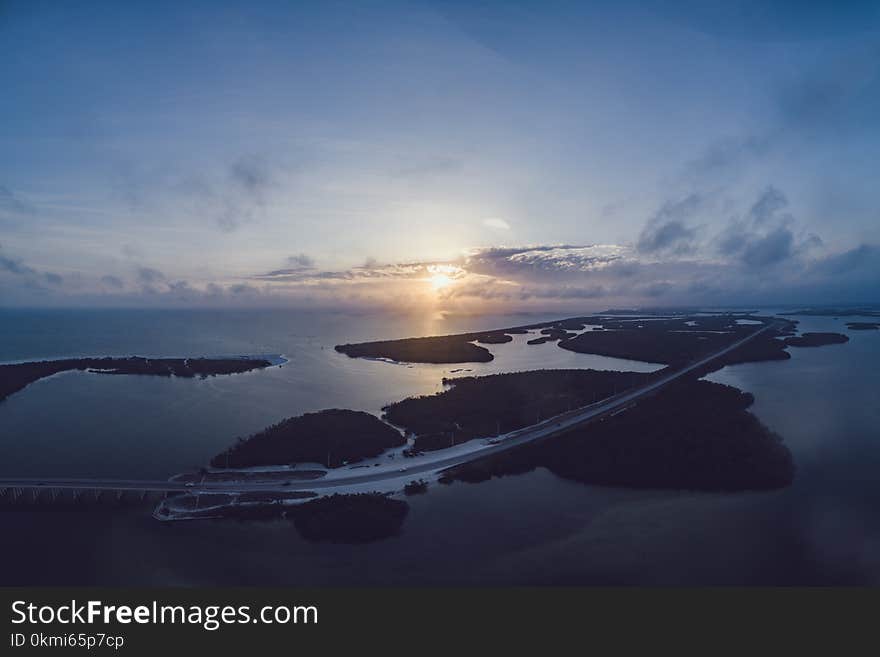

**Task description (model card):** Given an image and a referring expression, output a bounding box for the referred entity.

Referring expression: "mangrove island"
[0,356,273,403]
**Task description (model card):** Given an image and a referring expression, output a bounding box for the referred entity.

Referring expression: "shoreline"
[0,354,285,404]
[0,310,858,539]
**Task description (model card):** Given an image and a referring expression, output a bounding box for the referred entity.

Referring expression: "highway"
[0,322,776,498]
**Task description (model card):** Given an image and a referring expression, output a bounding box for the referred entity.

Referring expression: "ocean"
[0,307,877,585]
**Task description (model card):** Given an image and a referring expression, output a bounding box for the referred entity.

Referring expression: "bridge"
[0,322,778,506]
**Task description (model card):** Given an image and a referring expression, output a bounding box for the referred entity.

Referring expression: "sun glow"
[423,264,463,292]
[429,273,454,289]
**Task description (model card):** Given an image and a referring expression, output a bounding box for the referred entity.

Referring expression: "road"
[0,322,776,497]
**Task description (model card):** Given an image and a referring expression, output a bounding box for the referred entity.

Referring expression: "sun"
[429,273,453,289]
[425,264,462,291]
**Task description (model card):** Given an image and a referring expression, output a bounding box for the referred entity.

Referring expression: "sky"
[1,0,879,312]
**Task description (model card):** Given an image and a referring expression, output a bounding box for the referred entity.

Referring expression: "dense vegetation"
[211,409,405,468]
[558,315,788,366]
[403,480,429,495]
[474,332,514,344]
[443,379,795,492]
[0,356,271,403]
[559,328,724,364]
[335,335,495,363]
[205,493,410,543]
[291,494,409,543]
[527,327,576,345]
[383,369,652,451]
[712,335,791,368]
[335,328,532,363]
[335,313,785,365]
[782,308,880,318]
[783,332,849,347]
[334,318,610,363]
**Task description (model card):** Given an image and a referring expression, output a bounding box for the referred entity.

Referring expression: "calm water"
[0,309,660,479]
[0,308,877,585]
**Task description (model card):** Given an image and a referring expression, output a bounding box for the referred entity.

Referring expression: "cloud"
[252,244,642,306]
[230,156,271,194]
[483,217,511,230]
[519,284,608,300]
[0,251,37,277]
[772,242,880,304]
[637,220,697,254]
[778,68,853,131]
[228,283,260,296]
[249,244,639,307]
[101,275,125,289]
[0,185,31,215]
[438,279,608,303]
[136,267,165,284]
[772,43,880,145]
[685,135,771,180]
[465,244,627,281]
[121,243,143,259]
[245,227,872,310]
[716,222,749,257]
[715,186,818,268]
[256,253,318,279]
[641,281,673,298]
[163,280,205,302]
[0,244,64,290]
[287,253,315,269]
[213,155,275,232]
[175,155,278,232]
[3,236,875,310]
[682,45,880,191]
[810,243,880,278]
[636,194,702,255]
[748,186,789,225]
[254,259,462,284]
[740,226,795,267]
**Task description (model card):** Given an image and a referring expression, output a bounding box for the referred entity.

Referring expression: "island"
[846,322,879,331]
[0,356,274,403]
[558,315,797,367]
[335,327,536,363]
[782,308,880,318]
[334,313,799,366]
[440,378,795,492]
[383,369,652,451]
[559,328,717,364]
[403,480,429,495]
[527,327,577,345]
[782,332,849,347]
[210,408,405,468]
[334,319,609,364]
[290,493,409,543]
[161,492,409,544]
[158,310,842,531]
[335,334,496,363]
